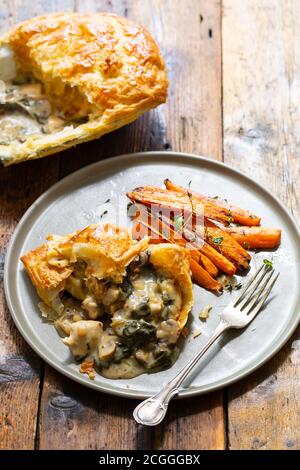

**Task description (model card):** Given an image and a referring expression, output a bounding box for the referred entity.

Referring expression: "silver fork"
[133,264,279,426]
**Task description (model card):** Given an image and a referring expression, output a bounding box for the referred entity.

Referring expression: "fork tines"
[234,263,279,317]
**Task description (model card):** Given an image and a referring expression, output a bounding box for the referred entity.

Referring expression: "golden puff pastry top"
[6,12,167,111]
[0,12,168,165]
[21,223,193,328]
[21,223,149,307]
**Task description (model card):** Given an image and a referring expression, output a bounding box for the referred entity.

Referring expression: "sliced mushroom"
[98,335,116,361]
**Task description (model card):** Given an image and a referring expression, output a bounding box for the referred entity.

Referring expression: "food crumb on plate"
[193,330,202,338]
[199,304,212,321]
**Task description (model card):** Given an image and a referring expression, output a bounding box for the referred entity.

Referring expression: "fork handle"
[133,320,229,426]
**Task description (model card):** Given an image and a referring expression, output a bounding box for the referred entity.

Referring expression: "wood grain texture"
[6,0,300,451]
[153,394,225,450]
[0,0,74,450]
[34,0,225,450]
[38,368,140,450]
[223,0,300,450]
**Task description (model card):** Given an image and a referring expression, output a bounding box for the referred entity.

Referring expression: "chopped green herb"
[174,215,184,231]
[212,196,219,199]
[183,190,195,233]
[100,210,108,219]
[104,198,111,204]
[227,210,234,222]
[211,236,224,245]
[225,282,243,293]
[187,180,192,188]
[263,259,273,269]
[187,190,193,202]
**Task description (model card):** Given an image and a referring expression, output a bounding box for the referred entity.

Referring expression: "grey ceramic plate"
[4,152,300,399]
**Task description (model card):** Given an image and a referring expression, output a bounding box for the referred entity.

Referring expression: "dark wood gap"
[34,361,45,450]
[136,424,155,450]
[223,388,230,450]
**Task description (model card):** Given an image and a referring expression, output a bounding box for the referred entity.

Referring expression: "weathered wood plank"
[153,393,225,450]
[223,0,300,449]
[0,0,73,450]
[36,0,140,451]
[145,0,225,450]
[37,0,225,450]
[38,368,140,450]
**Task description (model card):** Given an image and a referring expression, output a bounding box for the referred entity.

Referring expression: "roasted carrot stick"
[145,211,229,277]
[132,220,195,251]
[190,259,222,292]
[200,242,236,276]
[199,253,218,278]
[128,190,251,270]
[153,211,236,276]
[220,226,281,249]
[164,179,261,226]
[132,205,236,276]
[190,250,201,263]
[127,186,233,225]
[163,215,237,275]
[134,225,202,266]
[132,208,200,248]
[132,214,220,284]
[133,217,202,263]
[204,220,251,270]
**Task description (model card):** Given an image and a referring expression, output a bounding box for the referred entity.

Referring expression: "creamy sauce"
[0,78,88,145]
[0,112,43,144]
[0,46,91,148]
[101,356,145,379]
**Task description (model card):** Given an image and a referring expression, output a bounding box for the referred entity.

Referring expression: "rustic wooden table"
[0,0,299,450]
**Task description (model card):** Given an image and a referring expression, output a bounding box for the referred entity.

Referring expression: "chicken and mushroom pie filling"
[40,251,183,379]
[0,73,92,146]
[0,44,101,146]
[0,14,168,165]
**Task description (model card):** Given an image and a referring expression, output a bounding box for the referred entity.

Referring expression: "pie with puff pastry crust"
[0,12,168,165]
[21,223,193,379]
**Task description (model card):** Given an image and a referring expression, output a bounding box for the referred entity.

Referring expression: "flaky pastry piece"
[0,12,168,165]
[21,223,149,312]
[21,223,193,379]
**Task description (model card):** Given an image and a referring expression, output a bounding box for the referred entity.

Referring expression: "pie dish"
[21,223,193,379]
[0,12,168,166]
